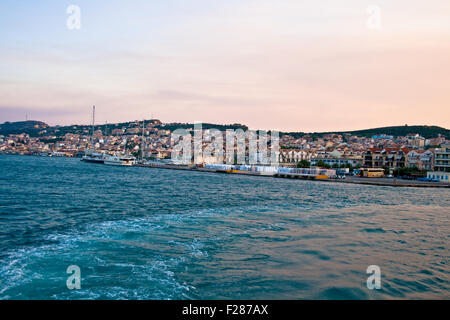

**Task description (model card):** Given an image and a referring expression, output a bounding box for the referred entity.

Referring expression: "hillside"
[0,120,248,137]
[285,125,449,139]
[0,120,448,140]
[0,121,49,136]
[336,125,449,139]
[159,122,248,132]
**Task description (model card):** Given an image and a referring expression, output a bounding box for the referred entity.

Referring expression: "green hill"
[1,120,448,140]
[336,125,449,139]
[0,120,249,137]
[285,125,449,139]
[0,121,49,136]
[158,122,248,132]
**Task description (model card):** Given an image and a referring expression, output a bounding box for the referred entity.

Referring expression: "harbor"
[131,161,450,188]
[4,107,449,190]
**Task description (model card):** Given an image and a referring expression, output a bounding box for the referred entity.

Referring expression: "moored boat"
[81,151,106,164]
[103,154,136,166]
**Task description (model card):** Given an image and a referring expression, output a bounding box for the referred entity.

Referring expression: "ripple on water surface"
[0,155,449,299]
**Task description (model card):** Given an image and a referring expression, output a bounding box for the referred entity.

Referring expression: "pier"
[133,162,450,188]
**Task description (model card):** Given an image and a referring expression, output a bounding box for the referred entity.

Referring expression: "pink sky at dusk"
[0,0,449,132]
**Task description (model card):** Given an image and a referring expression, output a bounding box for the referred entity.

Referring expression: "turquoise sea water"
[0,155,448,299]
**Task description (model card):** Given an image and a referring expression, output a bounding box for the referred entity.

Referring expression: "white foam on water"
[1,205,265,299]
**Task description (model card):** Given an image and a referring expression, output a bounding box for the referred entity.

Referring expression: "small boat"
[50,152,66,157]
[81,152,106,164]
[104,154,136,166]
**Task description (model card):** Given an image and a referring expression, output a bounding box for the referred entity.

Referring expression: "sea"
[0,155,448,299]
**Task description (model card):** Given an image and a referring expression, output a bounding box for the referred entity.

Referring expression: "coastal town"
[0,119,449,184]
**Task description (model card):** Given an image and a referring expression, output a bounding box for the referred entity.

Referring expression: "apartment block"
[363,148,411,169]
[434,144,450,172]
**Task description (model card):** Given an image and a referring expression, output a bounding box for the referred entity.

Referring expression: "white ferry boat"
[103,154,136,166]
[81,151,106,164]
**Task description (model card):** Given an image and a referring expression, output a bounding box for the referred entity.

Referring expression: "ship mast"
[91,105,95,151]
[141,119,145,160]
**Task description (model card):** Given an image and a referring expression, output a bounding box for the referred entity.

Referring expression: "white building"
[310,150,363,167]
[427,171,450,183]
[407,150,434,171]
[279,149,317,164]
[434,144,450,172]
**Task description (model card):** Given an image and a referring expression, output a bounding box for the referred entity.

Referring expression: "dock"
[132,163,450,188]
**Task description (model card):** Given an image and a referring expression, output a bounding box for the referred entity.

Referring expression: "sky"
[0,0,449,132]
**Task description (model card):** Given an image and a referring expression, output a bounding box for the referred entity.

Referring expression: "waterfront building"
[433,144,450,172]
[310,156,362,168]
[278,149,317,165]
[427,171,450,183]
[363,148,411,169]
[310,150,363,167]
[406,150,434,171]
